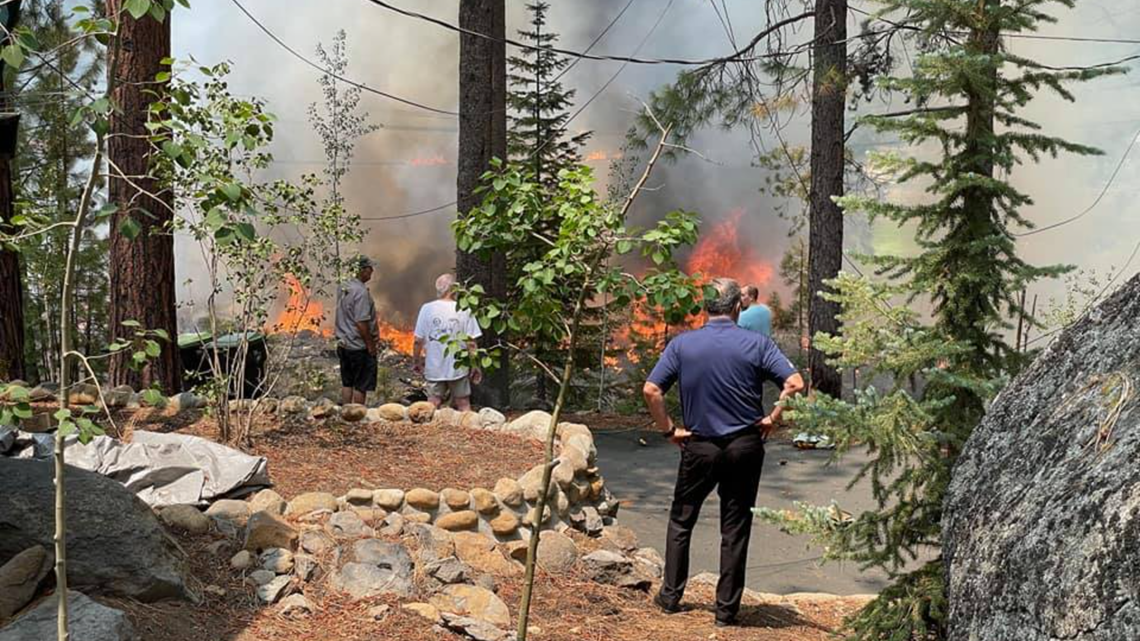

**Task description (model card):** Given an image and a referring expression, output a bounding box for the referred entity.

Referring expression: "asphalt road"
[594,427,890,595]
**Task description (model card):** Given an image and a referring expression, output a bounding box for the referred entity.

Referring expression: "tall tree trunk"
[807,0,846,398]
[106,2,181,393]
[457,0,509,407]
[0,2,25,382]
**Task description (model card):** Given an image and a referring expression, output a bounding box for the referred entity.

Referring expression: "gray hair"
[704,277,741,316]
[435,273,456,297]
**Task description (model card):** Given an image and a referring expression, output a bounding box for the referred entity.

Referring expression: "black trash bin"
[178,330,267,398]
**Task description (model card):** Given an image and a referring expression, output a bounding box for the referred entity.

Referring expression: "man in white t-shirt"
[413,273,483,411]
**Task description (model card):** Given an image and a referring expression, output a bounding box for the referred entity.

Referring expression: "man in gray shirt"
[335,257,380,404]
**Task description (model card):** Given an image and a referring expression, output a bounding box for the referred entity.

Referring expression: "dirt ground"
[102,407,545,497]
[114,530,865,641]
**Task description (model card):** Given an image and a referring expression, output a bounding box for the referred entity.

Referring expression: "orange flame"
[377,318,415,355]
[409,155,447,167]
[269,274,331,337]
[585,150,624,162]
[611,208,775,362]
[685,208,774,288]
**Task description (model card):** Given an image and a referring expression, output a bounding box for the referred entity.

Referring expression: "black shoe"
[653,592,681,614]
[714,617,738,628]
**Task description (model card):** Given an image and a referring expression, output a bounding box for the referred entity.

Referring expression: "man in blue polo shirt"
[643,277,805,627]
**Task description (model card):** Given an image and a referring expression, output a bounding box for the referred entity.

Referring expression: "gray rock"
[536,530,578,574]
[633,547,665,579]
[327,510,369,539]
[300,529,337,555]
[257,575,292,604]
[0,591,136,641]
[581,507,604,536]
[331,539,414,599]
[380,512,405,537]
[205,499,251,528]
[0,460,187,601]
[341,403,367,422]
[159,505,211,535]
[477,407,506,429]
[424,556,472,587]
[230,550,253,571]
[439,612,515,641]
[944,273,1140,641]
[260,548,294,574]
[580,550,651,591]
[278,593,312,618]
[293,553,322,582]
[0,545,52,621]
[248,489,286,516]
[249,569,276,586]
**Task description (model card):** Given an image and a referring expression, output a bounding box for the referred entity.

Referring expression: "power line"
[545,0,638,85]
[848,6,1140,45]
[1015,126,1140,237]
[230,0,460,116]
[364,0,815,67]
[361,0,677,222]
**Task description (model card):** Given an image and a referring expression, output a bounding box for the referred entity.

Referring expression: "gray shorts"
[425,377,471,400]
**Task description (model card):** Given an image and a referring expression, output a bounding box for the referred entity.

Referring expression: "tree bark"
[0,2,25,382]
[807,0,846,398]
[106,2,181,393]
[457,0,509,407]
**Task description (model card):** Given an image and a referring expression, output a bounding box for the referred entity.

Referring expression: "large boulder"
[0,460,187,601]
[944,274,1140,641]
[0,591,136,641]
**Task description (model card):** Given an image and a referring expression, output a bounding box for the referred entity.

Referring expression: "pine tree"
[755,1,1124,639]
[12,0,105,382]
[506,1,589,187]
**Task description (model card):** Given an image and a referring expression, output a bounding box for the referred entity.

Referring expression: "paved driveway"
[594,427,891,595]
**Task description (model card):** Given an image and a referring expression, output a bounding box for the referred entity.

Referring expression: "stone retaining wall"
[293,403,618,542]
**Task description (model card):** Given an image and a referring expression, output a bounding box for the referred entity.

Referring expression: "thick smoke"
[174,0,1139,330]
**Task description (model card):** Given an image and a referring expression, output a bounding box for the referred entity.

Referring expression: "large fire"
[268,275,416,355]
[269,274,331,337]
[613,208,775,361]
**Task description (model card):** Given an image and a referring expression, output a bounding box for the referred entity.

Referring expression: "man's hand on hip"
[668,426,692,446]
[759,415,776,439]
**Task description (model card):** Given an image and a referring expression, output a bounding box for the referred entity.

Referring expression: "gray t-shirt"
[335,278,377,351]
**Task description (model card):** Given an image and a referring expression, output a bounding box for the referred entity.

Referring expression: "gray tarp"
[0,427,270,508]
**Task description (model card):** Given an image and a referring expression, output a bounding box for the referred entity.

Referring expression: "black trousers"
[659,429,765,622]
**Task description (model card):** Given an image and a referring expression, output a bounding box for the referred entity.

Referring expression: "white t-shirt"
[414,299,483,381]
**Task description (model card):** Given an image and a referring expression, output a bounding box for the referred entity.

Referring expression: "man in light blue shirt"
[737,284,771,337]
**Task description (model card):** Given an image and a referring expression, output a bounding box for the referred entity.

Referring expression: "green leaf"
[221,183,242,202]
[616,240,632,255]
[125,0,151,20]
[142,389,166,408]
[119,217,142,240]
[54,408,72,421]
[120,319,142,328]
[161,140,183,159]
[0,44,23,69]
[234,222,256,241]
[12,404,31,419]
[144,340,162,358]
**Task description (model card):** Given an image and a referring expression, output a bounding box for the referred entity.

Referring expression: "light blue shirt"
[738,304,772,337]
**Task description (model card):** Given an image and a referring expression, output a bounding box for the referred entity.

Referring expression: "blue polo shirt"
[647,317,797,437]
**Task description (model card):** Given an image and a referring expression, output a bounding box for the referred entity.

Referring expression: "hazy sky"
[171,0,1140,327]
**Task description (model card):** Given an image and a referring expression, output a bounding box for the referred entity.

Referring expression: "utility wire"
[545,0,638,86]
[231,0,459,116]
[848,6,1140,46]
[361,0,676,222]
[364,0,815,66]
[1014,126,1140,237]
